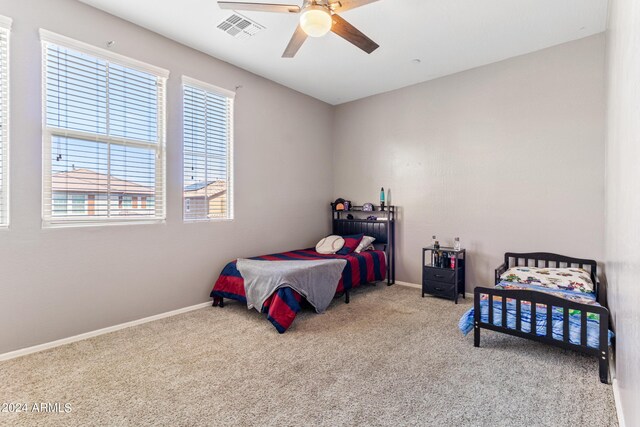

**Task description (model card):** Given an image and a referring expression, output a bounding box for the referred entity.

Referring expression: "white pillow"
[355,236,376,253]
[316,235,345,254]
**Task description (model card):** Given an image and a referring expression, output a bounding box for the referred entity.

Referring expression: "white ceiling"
[78,0,608,105]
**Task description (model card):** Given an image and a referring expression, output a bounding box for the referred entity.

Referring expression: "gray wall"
[605,0,640,424]
[333,34,606,288]
[0,0,333,354]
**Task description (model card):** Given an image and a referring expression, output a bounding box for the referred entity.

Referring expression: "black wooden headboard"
[332,219,391,246]
[331,205,396,284]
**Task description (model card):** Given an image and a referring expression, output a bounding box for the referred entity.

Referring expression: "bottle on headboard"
[380,187,385,211]
[431,236,437,265]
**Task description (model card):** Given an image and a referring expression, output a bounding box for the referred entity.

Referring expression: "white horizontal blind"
[183,78,234,221]
[0,19,10,226]
[42,35,167,225]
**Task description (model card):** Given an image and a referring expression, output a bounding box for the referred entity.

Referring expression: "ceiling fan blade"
[217,2,300,13]
[282,25,308,58]
[330,0,379,13]
[330,14,379,54]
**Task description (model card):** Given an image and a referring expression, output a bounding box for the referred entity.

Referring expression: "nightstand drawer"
[423,267,456,284]
[422,281,456,299]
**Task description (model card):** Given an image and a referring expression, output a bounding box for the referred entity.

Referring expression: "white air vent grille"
[217,13,265,40]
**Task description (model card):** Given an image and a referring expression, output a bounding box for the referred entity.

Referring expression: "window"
[41,30,168,226]
[71,194,86,214]
[53,193,67,215]
[183,77,234,221]
[0,17,10,226]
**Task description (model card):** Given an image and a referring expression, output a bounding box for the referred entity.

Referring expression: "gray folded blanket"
[237,258,347,314]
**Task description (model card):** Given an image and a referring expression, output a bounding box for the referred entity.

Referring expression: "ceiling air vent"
[217,13,265,40]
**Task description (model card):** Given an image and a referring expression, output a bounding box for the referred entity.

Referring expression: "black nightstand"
[422,247,466,304]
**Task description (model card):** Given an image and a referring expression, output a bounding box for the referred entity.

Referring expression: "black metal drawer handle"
[434,274,445,278]
[435,287,443,291]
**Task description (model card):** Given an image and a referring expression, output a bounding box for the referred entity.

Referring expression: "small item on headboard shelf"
[333,198,346,211]
[347,214,354,220]
[431,235,437,264]
[366,215,377,220]
[380,187,385,211]
[362,203,374,212]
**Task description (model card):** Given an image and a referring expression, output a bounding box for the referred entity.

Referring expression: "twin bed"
[210,206,395,333]
[211,249,388,332]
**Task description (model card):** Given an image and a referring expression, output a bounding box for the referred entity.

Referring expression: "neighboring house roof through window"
[52,168,154,195]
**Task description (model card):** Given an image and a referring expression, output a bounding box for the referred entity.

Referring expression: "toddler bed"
[459,252,613,383]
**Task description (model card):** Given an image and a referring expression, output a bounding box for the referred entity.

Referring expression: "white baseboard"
[613,379,626,427]
[395,280,421,289]
[395,280,474,299]
[0,301,212,362]
[611,352,626,427]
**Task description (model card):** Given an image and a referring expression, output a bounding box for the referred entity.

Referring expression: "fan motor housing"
[304,0,332,10]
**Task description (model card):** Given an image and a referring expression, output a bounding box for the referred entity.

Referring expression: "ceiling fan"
[217,0,380,58]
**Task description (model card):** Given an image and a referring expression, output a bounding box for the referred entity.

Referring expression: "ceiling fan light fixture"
[300,5,332,37]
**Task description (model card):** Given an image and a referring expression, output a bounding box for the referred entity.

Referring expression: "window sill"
[183,218,234,224]
[42,218,166,229]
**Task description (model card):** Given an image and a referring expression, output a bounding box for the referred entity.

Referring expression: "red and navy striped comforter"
[210,249,387,333]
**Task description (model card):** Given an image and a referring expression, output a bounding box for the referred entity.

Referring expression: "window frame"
[181,76,234,223]
[0,16,11,228]
[40,30,169,228]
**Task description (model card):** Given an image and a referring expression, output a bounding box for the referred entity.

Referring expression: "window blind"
[183,77,234,221]
[41,31,168,226]
[0,17,10,227]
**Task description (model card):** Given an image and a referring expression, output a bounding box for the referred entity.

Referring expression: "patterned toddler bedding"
[500,266,594,293]
[211,249,386,333]
[459,280,614,348]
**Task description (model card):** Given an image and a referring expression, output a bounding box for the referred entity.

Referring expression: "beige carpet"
[1,285,617,427]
